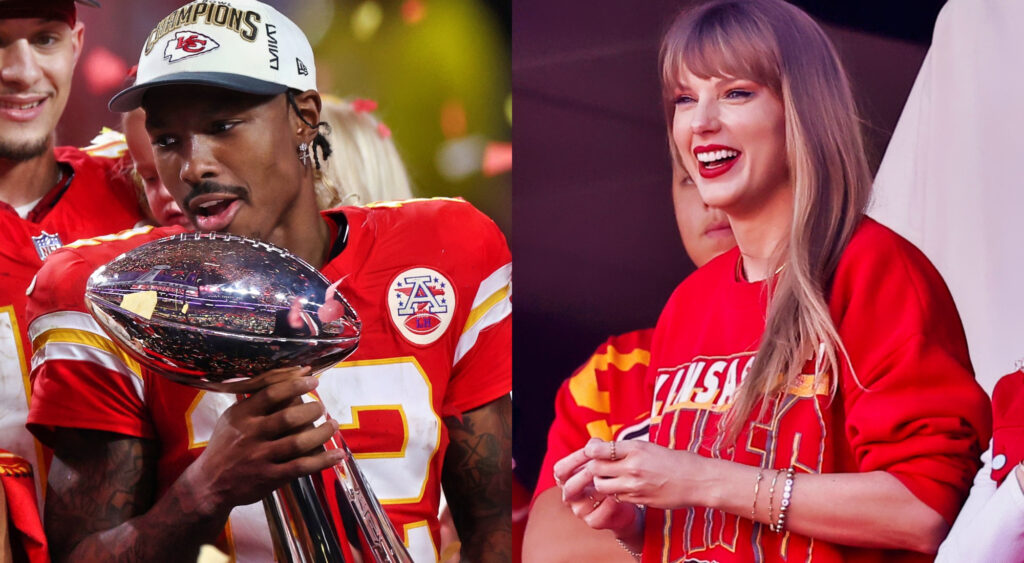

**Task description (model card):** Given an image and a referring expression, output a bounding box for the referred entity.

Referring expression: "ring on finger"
[613,493,621,503]
[610,440,617,461]
[592,498,601,509]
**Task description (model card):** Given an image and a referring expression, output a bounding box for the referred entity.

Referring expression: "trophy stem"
[326,431,414,563]
[238,396,413,562]
[262,477,347,562]
[239,390,348,563]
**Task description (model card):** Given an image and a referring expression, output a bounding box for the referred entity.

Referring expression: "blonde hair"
[660,0,873,443]
[313,96,414,208]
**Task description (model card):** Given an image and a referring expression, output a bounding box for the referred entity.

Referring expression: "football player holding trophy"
[25,1,512,561]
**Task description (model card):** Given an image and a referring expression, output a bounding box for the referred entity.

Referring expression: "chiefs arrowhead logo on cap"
[163,30,220,63]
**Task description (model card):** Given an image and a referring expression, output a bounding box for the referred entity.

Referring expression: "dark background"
[511,0,946,490]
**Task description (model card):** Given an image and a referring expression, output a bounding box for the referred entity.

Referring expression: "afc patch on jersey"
[387,267,455,345]
[31,231,62,261]
[164,30,220,63]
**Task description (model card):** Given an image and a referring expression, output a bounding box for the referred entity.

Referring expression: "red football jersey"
[0,146,142,505]
[27,199,511,561]
[644,217,991,563]
[990,368,1024,485]
[533,329,654,500]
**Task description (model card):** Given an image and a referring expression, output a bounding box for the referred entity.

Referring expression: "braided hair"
[286,90,333,170]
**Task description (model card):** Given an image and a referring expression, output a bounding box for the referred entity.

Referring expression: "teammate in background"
[0,2,143,560]
[121,107,191,228]
[554,1,990,560]
[936,366,1024,561]
[26,1,511,561]
[523,157,735,561]
[81,110,191,228]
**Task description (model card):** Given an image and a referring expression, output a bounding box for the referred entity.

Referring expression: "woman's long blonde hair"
[313,96,414,208]
[660,0,873,443]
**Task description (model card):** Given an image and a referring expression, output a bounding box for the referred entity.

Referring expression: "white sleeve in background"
[936,445,1024,562]
[869,0,1024,393]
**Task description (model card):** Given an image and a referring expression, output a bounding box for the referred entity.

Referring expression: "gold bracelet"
[767,468,781,530]
[616,505,646,561]
[751,469,764,521]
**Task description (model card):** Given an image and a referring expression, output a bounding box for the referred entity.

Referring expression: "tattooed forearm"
[442,394,512,562]
[45,429,222,563]
[46,429,156,561]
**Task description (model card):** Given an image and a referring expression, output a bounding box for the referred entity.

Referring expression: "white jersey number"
[188,357,440,562]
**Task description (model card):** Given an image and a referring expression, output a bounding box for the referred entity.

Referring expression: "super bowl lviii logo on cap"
[387,268,455,345]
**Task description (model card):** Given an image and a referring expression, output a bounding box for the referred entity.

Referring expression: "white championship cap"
[109,0,316,112]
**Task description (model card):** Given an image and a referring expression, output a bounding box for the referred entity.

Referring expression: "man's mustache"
[182,181,249,211]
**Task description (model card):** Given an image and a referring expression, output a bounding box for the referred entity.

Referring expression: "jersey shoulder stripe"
[63,224,158,249]
[362,196,465,209]
[30,311,143,401]
[453,262,512,365]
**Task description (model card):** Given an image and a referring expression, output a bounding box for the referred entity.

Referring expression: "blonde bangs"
[660,2,781,112]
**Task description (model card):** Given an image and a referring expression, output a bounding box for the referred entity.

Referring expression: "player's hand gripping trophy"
[85,233,413,563]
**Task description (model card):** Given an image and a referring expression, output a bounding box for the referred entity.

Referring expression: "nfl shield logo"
[31,231,63,261]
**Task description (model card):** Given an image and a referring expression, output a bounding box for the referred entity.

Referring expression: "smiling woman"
[671,74,790,231]
[550,1,992,561]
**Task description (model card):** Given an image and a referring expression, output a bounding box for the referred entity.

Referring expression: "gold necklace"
[736,254,786,282]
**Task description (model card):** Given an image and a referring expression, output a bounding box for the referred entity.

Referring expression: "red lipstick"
[693,144,741,179]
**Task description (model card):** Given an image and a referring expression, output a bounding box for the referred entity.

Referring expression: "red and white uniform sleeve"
[937,369,1024,561]
[439,203,512,416]
[1,146,145,505]
[832,218,992,524]
[27,226,180,445]
[935,444,1024,563]
[533,329,654,499]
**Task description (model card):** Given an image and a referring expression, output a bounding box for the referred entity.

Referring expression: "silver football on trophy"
[84,232,360,392]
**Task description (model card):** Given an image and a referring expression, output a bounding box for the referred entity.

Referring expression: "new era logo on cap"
[164,31,220,63]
